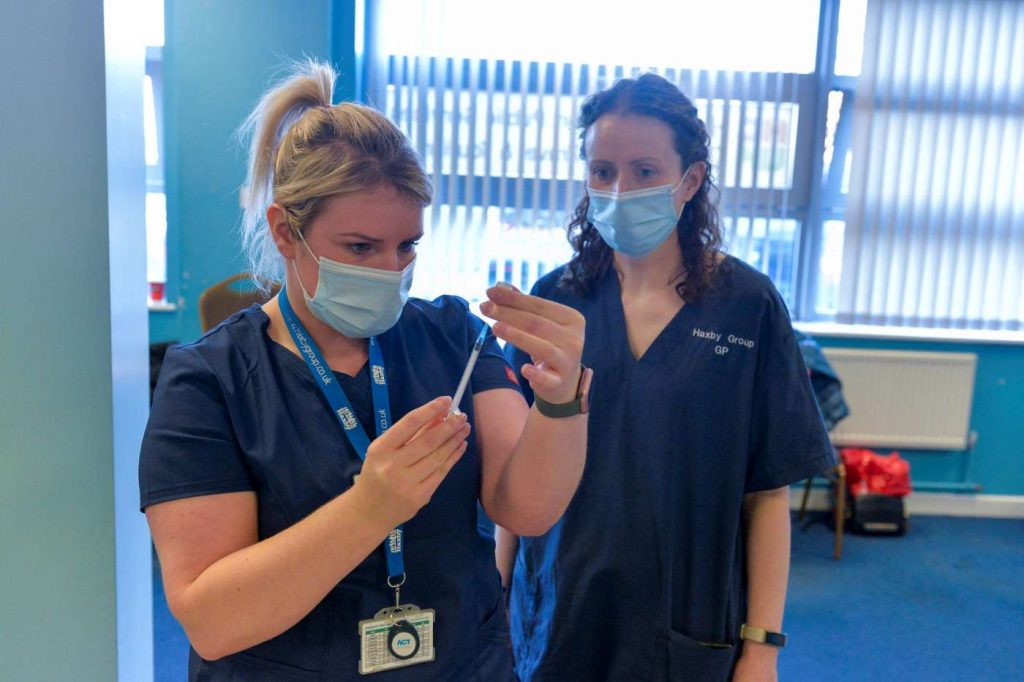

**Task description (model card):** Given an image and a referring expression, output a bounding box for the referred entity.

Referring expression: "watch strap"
[533,366,592,418]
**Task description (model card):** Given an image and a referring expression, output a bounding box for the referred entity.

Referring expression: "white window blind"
[839,0,1024,330]
[367,0,818,306]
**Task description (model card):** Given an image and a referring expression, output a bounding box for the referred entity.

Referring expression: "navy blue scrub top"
[506,257,835,682]
[140,296,520,681]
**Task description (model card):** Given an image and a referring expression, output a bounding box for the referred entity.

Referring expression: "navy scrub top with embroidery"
[505,257,835,682]
[139,296,520,681]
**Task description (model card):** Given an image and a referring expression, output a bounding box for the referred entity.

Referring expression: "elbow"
[495,511,560,537]
[168,596,241,662]
[183,626,242,663]
[508,520,556,537]
[190,639,229,663]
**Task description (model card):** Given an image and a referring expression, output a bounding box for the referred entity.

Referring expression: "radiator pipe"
[908,481,983,494]
[804,480,983,494]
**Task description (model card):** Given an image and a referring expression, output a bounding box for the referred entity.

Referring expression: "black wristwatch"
[740,624,787,648]
[533,365,593,418]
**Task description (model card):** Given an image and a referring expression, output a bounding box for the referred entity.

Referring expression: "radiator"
[821,348,977,450]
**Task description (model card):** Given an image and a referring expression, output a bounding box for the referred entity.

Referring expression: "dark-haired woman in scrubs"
[501,73,834,682]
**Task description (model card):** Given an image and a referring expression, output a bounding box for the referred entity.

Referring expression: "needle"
[449,325,489,415]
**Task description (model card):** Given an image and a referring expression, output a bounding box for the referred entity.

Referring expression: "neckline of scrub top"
[248,305,371,382]
[605,266,696,364]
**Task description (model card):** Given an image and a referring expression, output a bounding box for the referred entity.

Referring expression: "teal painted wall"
[812,335,1024,496]
[151,0,360,344]
[0,1,132,678]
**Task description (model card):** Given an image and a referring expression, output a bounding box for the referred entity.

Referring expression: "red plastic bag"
[840,448,912,498]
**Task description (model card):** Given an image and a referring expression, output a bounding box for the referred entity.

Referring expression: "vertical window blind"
[367,0,819,307]
[840,0,1023,330]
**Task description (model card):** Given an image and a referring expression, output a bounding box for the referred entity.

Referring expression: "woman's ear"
[267,203,298,260]
[681,162,707,202]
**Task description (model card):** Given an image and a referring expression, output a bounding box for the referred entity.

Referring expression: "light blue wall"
[151,0,360,344]
[812,335,1024,496]
[105,0,156,678]
[0,0,149,678]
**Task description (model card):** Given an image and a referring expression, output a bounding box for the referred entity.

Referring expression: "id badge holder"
[358,604,435,675]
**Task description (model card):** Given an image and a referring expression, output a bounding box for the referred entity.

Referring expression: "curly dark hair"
[560,73,723,302]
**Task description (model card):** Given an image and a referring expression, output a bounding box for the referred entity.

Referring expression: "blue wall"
[151,0,360,344]
[811,335,1024,496]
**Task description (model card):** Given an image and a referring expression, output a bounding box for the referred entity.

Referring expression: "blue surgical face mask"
[586,165,695,258]
[293,233,415,338]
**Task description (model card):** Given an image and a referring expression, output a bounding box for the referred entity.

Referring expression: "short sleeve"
[138,345,254,511]
[466,309,523,396]
[503,341,534,405]
[745,291,836,492]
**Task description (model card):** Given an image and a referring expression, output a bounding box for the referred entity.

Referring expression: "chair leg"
[798,476,814,521]
[833,463,846,560]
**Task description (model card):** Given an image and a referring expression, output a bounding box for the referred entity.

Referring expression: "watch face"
[578,366,594,414]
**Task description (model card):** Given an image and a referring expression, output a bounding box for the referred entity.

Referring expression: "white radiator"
[822,348,977,450]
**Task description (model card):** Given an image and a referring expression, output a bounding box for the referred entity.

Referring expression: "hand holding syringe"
[450,283,521,416]
[470,281,586,409]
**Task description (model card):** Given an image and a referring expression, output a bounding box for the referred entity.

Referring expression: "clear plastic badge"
[358,604,435,675]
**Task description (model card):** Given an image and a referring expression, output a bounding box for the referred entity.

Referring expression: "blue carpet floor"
[782,514,1023,682]
[153,515,1024,680]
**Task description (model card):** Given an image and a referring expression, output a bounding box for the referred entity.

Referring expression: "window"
[368,0,824,311]
[368,0,1021,331]
[838,0,1023,330]
[143,0,168,305]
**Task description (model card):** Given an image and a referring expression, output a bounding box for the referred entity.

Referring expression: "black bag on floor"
[847,493,908,535]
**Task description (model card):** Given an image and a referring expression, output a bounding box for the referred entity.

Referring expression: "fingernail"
[487,286,512,301]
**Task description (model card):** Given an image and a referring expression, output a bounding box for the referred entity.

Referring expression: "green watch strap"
[534,393,583,418]
[532,365,592,418]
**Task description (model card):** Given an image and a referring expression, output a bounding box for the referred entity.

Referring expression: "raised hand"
[480,285,586,405]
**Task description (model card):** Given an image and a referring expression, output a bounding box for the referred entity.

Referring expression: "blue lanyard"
[278,288,405,582]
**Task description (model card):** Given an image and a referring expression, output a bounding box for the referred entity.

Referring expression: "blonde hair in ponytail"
[239,59,431,287]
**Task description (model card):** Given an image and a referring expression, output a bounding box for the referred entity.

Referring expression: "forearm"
[741,486,791,662]
[487,406,586,536]
[174,488,390,660]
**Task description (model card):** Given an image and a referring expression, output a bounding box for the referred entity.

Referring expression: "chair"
[794,330,851,560]
[198,273,280,332]
[798,460,846,560]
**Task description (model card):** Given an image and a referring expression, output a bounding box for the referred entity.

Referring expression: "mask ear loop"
[288,225,320,300]
[671,163,696,195]
[671,161,709,218]
[291,225,320,263]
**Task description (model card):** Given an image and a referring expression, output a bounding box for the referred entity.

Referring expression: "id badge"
[358,604,435,675]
